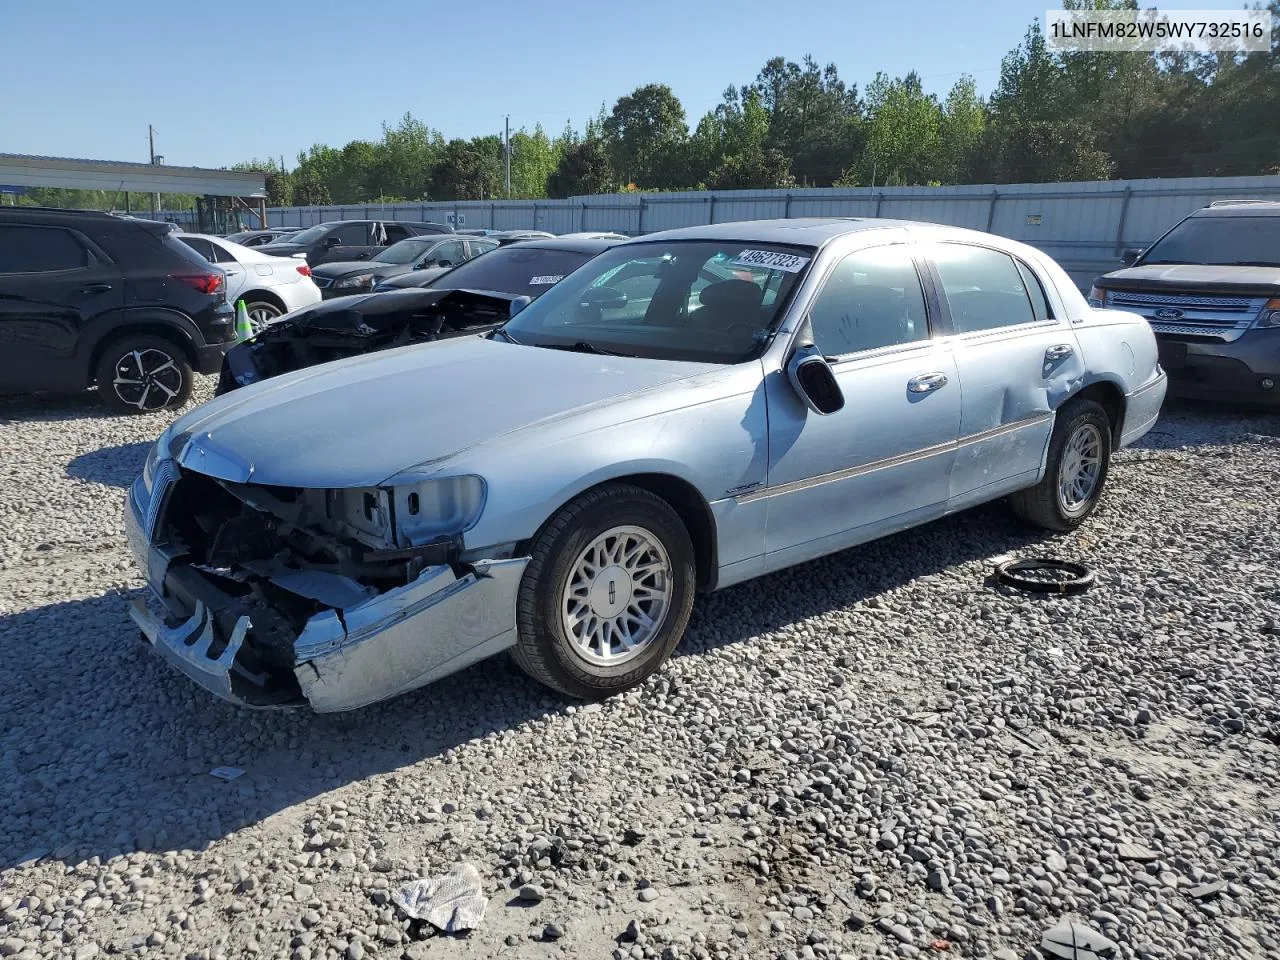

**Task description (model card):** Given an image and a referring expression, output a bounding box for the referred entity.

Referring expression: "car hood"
[1099,263,1280,296]
[312,260,406,280]
[169,337,717,488]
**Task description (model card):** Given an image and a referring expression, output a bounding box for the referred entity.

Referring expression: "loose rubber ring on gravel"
[993,558,1095,595]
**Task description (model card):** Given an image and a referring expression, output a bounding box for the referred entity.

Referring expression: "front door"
[0,223,124,392]
[760,242,962,567]
[920,241,1087,499]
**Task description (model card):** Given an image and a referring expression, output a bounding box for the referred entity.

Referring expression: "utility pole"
[148,124,159,215]
[504,115,511,199]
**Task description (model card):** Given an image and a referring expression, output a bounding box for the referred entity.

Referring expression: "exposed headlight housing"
[336,273,376,289]
[1254,298,1280,328]
[141,428,173,495]
[390,475,487,543]
[1087,286,1107,307]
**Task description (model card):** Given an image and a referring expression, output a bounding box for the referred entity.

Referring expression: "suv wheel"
[94,335,194,415]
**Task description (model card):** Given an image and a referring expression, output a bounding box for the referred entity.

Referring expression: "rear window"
[430,246,597,298]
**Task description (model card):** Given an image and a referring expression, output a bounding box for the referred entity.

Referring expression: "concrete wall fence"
[163,174,1280,290]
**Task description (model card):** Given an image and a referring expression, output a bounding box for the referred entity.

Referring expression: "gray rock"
[638,887,659,903]
[518,884,544,903]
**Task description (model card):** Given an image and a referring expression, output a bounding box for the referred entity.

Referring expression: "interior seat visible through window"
[807,245,929,356]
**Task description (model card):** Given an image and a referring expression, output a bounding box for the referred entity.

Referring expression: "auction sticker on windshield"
[530,275,564,285]
[733,249,809,272]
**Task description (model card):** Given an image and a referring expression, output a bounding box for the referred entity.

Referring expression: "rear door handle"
[81,283,113,293]
[907,372,949,394]
[1045,343,1074,362]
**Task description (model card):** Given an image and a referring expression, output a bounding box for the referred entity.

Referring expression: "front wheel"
[1009,398,1112,532]
[93,335,194,415]
[511,483,697,699]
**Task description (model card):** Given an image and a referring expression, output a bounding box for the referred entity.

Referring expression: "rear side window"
[0,225,90,273]
[1017,261,1051,322]
[179,237,217,262]
[930,243,1040,333]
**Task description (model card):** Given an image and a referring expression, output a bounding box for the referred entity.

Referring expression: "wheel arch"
[83,313,201,387]
[517,472,719,591]
[240,288,287,312]
[1064,377,1126,439]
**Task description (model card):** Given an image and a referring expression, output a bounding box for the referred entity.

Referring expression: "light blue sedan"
[124,218,1167,712]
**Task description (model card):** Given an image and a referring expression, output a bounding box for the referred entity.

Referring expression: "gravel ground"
[1,381,1278,960]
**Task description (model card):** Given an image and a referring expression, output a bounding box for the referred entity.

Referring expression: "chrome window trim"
[735,412,1053,504]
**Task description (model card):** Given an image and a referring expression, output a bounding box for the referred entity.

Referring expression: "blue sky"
[0,0,1222,170]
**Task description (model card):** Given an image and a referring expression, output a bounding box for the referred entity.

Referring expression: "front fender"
[457,363,771,569]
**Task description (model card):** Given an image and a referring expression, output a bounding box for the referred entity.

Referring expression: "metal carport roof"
[0,153,266,197]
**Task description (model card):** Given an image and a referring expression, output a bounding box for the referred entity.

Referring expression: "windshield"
[430,245,601,297]
[373,238,434,265]
[500,240,813,364]
[1140,215,1280,267]
[279,224,329,245]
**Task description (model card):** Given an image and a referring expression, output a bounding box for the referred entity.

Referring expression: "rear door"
[315,222,373,265]
[0,223,124,391]
[920,241,1086,499]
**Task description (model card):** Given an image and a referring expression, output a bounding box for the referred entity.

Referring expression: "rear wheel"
[93,335,193,415]
[244,299,282,334]
[511,483,696,699]
[1010,398,1112,531]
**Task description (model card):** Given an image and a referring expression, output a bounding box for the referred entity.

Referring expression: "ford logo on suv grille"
[1153,307,1185,321]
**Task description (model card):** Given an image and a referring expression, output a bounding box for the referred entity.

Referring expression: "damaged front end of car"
[216,288,516,395]
[124,432,526,712]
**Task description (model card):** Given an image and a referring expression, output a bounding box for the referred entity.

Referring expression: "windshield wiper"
[1226,260,1280,267]
[1140,260,1207,266]
[540,340,635,357]
[489,327,523,345]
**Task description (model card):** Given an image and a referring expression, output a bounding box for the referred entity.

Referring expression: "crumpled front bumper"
[125,473,527,713]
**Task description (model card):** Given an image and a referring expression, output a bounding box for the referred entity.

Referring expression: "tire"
[93,334,194,415]
[511,483,697,699]
[244,299,282,334]
[1010,398,1112,532]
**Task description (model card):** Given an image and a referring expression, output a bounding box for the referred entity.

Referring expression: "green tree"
[376,112,442,200]
[747,56,862,186]
[546,137,617,197]
[429,137,503,200]
[602,83,689,188]
[937,76,987,184]
[508,123,561,199]
[854,72,944,186]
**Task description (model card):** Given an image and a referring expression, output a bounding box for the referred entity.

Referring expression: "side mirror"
[508,295,532,318]
[1121,248,1142,267]
[437,259,452,268]
[579,286,627,310]
[324,235,342,247]
[786,343,845,415]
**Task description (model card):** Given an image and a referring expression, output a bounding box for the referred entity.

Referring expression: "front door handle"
[908,372,949,394]
[81,283,113,293]
[1045,343,1074,362]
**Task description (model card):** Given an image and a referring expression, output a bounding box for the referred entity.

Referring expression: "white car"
[177,233,322,333]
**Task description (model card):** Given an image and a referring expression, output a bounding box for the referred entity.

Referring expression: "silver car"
[125,218,1167,712]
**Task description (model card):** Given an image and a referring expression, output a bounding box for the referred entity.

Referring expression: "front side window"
[807,245,930,356]
[501,240,813,363]
[0,226,91,273]
[431,240,467,265]
[929,243,1040,333]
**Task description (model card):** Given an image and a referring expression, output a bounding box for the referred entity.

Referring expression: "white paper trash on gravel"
[392,862,487,933]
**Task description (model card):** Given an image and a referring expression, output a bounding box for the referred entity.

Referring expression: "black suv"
[257,219,453,266]
[0,207,236,414]
[1090,200,1280,408]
